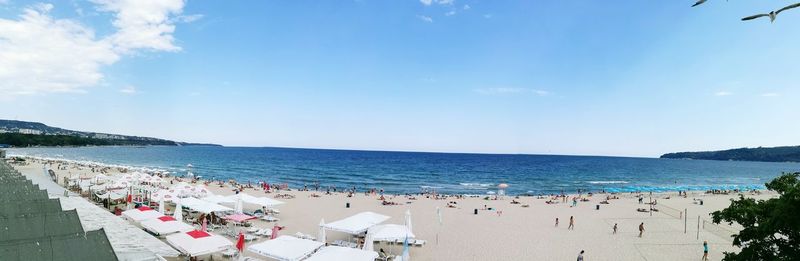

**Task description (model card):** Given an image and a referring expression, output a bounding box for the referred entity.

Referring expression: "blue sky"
[1,0,799,157]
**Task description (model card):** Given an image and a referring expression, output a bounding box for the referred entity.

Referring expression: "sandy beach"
[10,157,773,261]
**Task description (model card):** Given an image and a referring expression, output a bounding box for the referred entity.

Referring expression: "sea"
[6,146,800,195]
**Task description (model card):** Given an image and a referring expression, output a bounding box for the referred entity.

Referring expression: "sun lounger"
[413,239,426,246]
[261,215,280,222]
[221,249,237,258]
[255,229,272,237]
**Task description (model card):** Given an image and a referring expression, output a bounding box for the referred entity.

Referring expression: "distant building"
[18,128,43,135]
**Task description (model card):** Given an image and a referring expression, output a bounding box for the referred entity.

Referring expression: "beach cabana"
[323,212,390,234]
[178,197,233,213]
[225,193,285,207]
[141,216,194,236]
[121,206,164,222]
[305,246,378,261]
[248,235,324,261]
[368,224,415,241]
[201,194,235,204]
[165,230,233,257]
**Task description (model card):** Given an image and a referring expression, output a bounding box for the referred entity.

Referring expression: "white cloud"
[475,87,550,96]
[420,0,454,6]
[714,91,733,96]
[463,4,470,10]
[175,14,203,23]
[0,1,193,95]
[483,13,493,19]
[119,85,136,94]
[91,0,187,53]
[445,10,456,16]
[760,92,779,97]
[418,15,433,23]
[0,4,119,95]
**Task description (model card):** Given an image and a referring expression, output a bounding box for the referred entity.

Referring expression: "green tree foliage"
[711,172,800,261]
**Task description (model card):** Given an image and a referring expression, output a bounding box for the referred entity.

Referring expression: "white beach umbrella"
[436,207,442,225]
[235,197,243,214]
[363,232,374,252]
[158,198,165,214]
[174,201,183,221]
[405,209,413,234]
[318,219,326,243]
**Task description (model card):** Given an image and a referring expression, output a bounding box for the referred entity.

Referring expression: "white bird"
[742,2,800,22]
[691,0,707,7]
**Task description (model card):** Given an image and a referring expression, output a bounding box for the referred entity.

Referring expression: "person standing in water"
[577,250,584,261]
[613,223,618,234]
[568,216,575,230]
[555,218,559,227]
[702,241,709,261]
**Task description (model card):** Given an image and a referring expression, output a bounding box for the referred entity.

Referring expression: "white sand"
[12,158,774,261]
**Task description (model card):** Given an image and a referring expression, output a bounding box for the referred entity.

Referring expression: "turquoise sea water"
[7,146,800,195]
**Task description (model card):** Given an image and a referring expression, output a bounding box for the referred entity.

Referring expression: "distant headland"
[0,119,220,147]
[661,145,800,163]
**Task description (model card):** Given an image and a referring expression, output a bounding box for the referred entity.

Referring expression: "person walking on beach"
[555,218,559,227]
[568,216,575,230]
[577,250,585,261]
[702,241,709,261]
[613,223,618,234]
[638,222,645,237]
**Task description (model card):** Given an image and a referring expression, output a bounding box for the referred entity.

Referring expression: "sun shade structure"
[305,246,379,261]
[248,235,324,261]
[140,216,194,236]
[121,206,165,222]
[367,224,415,241]
[225,193,285,207]
[201,194,235,204]
[322,212,391,234]
[0,161,119,261]
[178,197,233,213]
[166,230,233,257]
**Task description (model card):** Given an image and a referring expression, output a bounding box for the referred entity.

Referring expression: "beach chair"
[261,215,280,222]
[413,239,426,246]
[255,229,272,237]
[221,248,237,258]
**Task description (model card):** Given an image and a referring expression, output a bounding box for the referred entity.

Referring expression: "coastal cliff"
[661,145,800,163]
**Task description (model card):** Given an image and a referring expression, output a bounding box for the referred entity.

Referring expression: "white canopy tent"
[201,195,235,204]
[322,212,391,234]
[121,206,165,223]
[177,197,233,213]
[225,193,285,207]
[166,230,233,257]
[305,246,378,261]
[248,236,324,261]
[141,216,194,236]
[367,224,415,241]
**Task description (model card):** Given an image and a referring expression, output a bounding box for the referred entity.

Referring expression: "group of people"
[575,241,709,261]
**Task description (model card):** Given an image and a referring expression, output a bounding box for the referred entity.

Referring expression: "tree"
[711,172,800,261]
